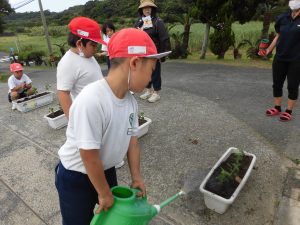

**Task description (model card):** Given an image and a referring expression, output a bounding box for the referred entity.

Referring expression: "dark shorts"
[8,90,27,103]
[55,162,118,225]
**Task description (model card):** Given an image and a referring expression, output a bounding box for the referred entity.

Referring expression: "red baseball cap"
[68,17,105,45]
[10,63,23,72]
[108,28,171,59]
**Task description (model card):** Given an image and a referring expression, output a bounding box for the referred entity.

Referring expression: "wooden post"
[38,0,52,55]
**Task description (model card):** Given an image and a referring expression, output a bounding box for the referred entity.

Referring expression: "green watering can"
[90,186,185,225]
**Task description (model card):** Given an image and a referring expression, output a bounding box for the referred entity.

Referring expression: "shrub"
[18,50,46,66]
[209,22,235,59]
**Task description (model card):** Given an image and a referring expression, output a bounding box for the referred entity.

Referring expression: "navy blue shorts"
[55,162,117,225]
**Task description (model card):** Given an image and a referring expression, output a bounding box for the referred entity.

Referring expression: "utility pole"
[38,0,53,55]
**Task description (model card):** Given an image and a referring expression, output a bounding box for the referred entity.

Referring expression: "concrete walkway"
[0,60,299,225]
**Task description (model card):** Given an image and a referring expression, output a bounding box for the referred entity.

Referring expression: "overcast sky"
[9,0,91,13]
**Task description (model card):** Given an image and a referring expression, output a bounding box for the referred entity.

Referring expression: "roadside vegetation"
[0,0,286,69]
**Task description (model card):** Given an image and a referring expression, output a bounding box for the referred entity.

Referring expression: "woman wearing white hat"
[263,0,300,121]
[135,0,171,103]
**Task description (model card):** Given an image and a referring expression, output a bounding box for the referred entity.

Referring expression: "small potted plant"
[137,112,152,138]
[12,85,54,112]
[199,147,256,214]
[44,105,68,129]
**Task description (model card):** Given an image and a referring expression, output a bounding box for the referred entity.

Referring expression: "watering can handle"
[131,188,147,199]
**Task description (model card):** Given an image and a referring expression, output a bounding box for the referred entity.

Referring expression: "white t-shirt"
[7,73,32,93]
[101,35,110,55]
[56,50,103,99]
[58,79,138,173]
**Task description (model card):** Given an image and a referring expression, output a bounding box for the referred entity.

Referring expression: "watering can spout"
[156,190,186,210]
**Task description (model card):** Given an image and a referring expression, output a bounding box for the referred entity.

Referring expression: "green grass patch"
[0,34,67,55]
[292,159,300,165]
[0,72,10,83]
[173,50,273,69]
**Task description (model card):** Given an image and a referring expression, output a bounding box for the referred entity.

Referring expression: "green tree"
[197,0,264,59]
[256,0,287,39]
[0,0,14,33]
[209,19,235,59]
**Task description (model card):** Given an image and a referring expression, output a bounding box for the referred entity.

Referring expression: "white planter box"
[12,91,54,113]
[199,147,256,214]
[137,117,152,138]
[44,110,68,129]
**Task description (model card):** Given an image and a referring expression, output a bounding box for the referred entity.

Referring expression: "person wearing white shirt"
[7,63,34,107]
[55,28,171,225]
[56,17,105,118]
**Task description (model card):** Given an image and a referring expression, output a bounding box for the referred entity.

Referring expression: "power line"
[13,0,35,10]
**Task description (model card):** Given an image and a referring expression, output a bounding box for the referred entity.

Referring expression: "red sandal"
[266,108,280,116]
[279,112,292,122]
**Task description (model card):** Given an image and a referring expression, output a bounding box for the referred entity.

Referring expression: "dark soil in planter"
[47,109,64,118]
[204,153,253,199]
[138,118,147,126]
[16,92,51,103]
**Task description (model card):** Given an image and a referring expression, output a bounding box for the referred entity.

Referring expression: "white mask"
[128,69,131,91]
[289,0,300,10]
[78,48,85,57]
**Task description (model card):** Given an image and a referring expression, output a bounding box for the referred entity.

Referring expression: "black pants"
[146,61,161,91]
[272,58,300,100]
[55,162,117,225]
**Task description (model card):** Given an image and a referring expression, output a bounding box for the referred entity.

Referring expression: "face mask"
[289,1,300,10]
[128,69,131,91]
[78,48,85,57]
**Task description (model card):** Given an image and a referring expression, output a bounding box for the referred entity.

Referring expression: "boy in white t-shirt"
[55,28,171,225]
[56,17,105,118]
[7,63,34,105]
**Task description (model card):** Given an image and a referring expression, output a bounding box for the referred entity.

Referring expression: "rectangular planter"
[137,117,152,138]
[199,147,256,214]
[12,91,54,113]
[44,109,68,129]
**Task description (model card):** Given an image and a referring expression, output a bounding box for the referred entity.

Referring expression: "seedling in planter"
[32,86,38,94]
[217,149,245,184]
[48,107,54,114]
[138,112,147,126]
[45,84,51,91]
[138,112,145,121]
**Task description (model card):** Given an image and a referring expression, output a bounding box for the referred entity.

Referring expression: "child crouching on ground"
[8,63,34,108]
[55,28,171,225]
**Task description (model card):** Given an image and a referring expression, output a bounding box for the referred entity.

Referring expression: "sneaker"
[11,104,17,110]
[148,93,160,103]
[115,160,125,169]
[130,91,135,95]
[140,89,152,100]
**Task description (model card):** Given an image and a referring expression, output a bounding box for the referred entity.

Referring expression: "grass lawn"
[0,72,10,83]
[0,34,67,56]
[177,50,273,69]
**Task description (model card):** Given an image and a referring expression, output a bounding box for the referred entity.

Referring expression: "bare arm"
[266,34,279,55]
[25,83,32,89]
[80,149,114,212]
[127,137,146,197]
[57,90,72,118]
[11,83,26,92]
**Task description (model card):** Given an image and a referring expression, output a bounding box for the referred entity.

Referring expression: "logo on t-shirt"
[129,113,134,127]
[127,113,136,135]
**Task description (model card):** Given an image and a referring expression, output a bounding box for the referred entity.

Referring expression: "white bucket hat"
[289,0,300,10]
[138,0,157,9]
